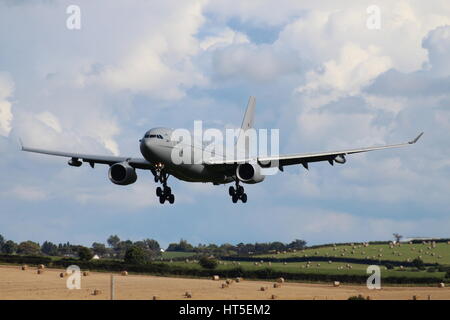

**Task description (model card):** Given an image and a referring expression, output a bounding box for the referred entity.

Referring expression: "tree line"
[0,234,306,260]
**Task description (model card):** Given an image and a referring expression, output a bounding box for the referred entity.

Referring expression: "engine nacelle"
[68,158,82,167]
[334,154,346,164]
[236,163,265,184]
[108,162,137,185]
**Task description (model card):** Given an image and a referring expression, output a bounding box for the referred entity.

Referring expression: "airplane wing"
[207,132,423,170]
[21,144,153,170]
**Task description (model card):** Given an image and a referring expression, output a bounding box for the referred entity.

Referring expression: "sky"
[1,0,450,248]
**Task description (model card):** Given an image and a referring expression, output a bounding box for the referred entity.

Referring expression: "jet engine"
[108,162,137,185]
[236,163,265,184]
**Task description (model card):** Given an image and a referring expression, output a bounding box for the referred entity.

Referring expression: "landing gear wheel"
[232,194,238,203]
[229,186,235,196]
[241,193,247,203]
[237,185,244,196]
[154,170,175,204]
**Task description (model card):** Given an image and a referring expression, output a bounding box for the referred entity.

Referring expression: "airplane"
[21,96,423,204]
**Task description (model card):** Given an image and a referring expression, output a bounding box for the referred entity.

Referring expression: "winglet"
[409,132,424,144]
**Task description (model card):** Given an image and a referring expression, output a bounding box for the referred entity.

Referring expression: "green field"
[160,251,197,259]
[254,242,450,265]
[162,259,446,280]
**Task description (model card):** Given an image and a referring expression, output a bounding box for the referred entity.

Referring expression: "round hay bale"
[21,265,28,271]
[59,272,65,278]
[212,275,220,281]
[333,281,340,287]
[271,294,277,300]
[221,283,228,289]
[152,296,159,300]
[273,283,281,288]
[260,286,268,291]
[37,269,44,275]
[235,277,242,283]
[328,260,332,264]
[121,271,128,276]
[438,283,445,288]
[83,271,89,276]
[185,291,192,298]
[277,277,285,283]
[93,289,102,296]
[37,264,45,270]
[225,279,233,285]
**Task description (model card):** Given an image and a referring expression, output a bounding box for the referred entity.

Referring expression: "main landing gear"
[153,163,175,204]
[229,181,247,203]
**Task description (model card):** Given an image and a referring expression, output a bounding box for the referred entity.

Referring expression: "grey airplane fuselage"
[139,127,233,184]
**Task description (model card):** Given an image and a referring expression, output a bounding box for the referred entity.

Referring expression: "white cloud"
[85,1,208,100]
[9,185,47,201]
[296,43,392,107]
[422,25,450,76]
[0,72,13,137]
[200,27,249,50]
[36,111,62,133]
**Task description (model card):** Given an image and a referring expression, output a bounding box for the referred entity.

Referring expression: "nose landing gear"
[153,163,175,204]
[229,181,247,203]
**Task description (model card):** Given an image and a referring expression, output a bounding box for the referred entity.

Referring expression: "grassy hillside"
[253,242,450,265]
[162,259,446,280]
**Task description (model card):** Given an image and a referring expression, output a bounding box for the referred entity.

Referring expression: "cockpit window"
[144,133,164,139]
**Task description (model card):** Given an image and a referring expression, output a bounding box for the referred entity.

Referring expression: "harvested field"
[0,265,449,300]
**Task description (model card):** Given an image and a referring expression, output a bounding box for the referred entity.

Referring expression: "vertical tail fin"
[239,96,256,132]
[236,96,256,158]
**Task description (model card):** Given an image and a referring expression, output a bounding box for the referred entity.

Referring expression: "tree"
[288,239,307,250]
[166,239,194,252]
[412,257,425,270]
[41,241,58,256]
[115,240,133,258]
[393,233,403,243]
[198,256,218,269]
[17,241,40,255]
[2,240,17,254]
[0,234,4,252]
[124,246,149,265]
[143,239,160,252]
[77,246,94,261]
[107,235,120,249]
[91,242,108,256]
